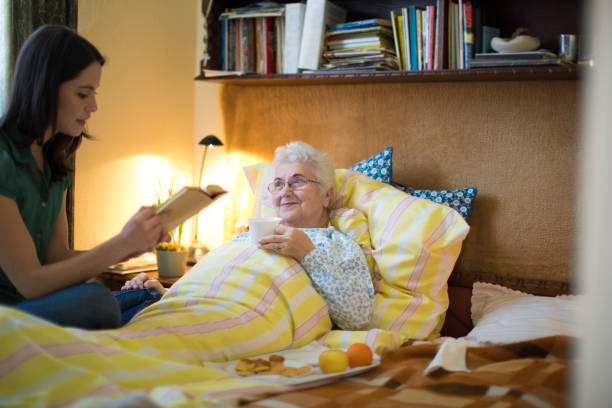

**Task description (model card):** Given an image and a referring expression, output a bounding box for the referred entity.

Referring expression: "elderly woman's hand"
[258,224,315,261]
[120,272,168,295]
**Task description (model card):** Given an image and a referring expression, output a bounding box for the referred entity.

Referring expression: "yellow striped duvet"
[0,242,331,407]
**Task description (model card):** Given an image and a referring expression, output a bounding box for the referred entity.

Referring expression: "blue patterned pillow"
[390,182,477,221]
[349,147,393,183]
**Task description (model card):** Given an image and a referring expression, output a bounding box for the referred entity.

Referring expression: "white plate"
[208,356,380,387]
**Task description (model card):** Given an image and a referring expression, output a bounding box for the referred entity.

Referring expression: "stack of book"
[467,50,562,68]
[320,19,398,72]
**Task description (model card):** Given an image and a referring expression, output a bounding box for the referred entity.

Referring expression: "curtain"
[9,0,78,249]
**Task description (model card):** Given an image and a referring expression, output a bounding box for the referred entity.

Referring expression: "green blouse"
[0,124,72,304]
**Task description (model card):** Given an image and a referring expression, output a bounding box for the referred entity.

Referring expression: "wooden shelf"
[195,65,583,86]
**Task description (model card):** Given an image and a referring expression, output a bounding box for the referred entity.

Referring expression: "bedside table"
[98,270,185,291]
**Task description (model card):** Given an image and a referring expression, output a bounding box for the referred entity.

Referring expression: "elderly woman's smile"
[272,162,332,229]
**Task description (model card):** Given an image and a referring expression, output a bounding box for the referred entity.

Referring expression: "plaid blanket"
[246,335,571,407]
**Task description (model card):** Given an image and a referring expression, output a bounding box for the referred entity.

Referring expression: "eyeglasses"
[268,176,319,194]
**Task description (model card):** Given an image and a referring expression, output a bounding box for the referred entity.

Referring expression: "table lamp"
[188,134,223,265]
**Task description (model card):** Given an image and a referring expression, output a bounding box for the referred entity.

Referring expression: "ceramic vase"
[156,250,188,278]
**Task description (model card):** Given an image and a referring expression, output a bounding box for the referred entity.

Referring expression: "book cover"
[408,6,417,71]
[283,2,306,74]
[298,0,347,71]
[327,34,393,47]
[467,57,561,68]
[328,18,391,31]
[463,2,474,68]
[325,26,393,39]
[390,11,404,70]
[219,4,284,19]
[106,254,157,275]
[156,185,227,232]
[474,50,557,60]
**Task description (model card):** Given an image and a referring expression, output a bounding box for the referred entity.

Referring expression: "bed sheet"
[246,335,572,407]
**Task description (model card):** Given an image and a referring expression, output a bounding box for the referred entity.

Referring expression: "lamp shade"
[199,135,223,147]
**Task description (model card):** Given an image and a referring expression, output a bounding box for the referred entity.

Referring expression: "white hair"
[273,141,335,194]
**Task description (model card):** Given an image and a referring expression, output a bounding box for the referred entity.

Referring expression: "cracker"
[235,355,311,377]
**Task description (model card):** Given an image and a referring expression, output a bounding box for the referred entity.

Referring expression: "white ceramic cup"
[248,217,281,244]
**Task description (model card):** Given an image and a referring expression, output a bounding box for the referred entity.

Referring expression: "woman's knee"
[75,283,121,329]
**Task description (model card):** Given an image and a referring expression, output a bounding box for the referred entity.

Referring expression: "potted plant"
[155,177,188,278]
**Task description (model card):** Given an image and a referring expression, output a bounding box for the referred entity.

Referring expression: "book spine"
[427,5,435,70]
[416,8,423,70]
[435,0,445,70]
[220,19,227,71]
[447,1,454,70]
[422,8,428,70]
[398,14,407,70]
[275,16,283,74]
[390,11,403,70]
[482,25,500,53]
[408,6,417,71]
[265,17,275,74]
[246,18,257,73]
[463,2,474,67]
[298,0,347,71]
[283,2,306,74]
[235,19,242,71]
[458,0,464,69]
[473,3,482,54]
[255,17,265,74]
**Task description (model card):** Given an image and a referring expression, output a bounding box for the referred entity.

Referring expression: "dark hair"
[0,25,105,181]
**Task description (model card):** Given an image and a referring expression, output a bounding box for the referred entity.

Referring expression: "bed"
[0,80,577,407]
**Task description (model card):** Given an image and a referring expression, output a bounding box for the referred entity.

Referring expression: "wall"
[221,79,578,294]
[75,0,226,250]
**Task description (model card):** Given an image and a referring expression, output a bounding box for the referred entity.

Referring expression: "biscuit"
[235,355,311,377]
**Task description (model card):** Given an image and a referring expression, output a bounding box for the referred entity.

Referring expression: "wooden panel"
[220,80,578,295]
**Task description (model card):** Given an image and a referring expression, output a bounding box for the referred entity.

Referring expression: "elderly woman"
[125,141,375,330]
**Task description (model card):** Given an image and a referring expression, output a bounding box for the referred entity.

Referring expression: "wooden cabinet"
[198,0,585,84]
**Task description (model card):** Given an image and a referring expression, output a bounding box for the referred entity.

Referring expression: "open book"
[156,184,227,231]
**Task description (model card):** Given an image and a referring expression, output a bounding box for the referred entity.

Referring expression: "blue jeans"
[14,282,121,329]
[13,283,162,329]
[112,287,163,326]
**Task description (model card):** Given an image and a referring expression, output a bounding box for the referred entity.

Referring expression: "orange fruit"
[318,350,349,374]
[346,342,373,368]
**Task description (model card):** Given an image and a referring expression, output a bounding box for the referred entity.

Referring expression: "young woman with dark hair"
[0,25,169,329]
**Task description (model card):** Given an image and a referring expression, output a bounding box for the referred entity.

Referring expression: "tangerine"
[346,342,373,368]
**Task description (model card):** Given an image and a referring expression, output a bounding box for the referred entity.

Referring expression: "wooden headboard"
[220,79,578,296]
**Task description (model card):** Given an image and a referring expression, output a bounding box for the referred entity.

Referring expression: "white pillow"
[465,282,579,344]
